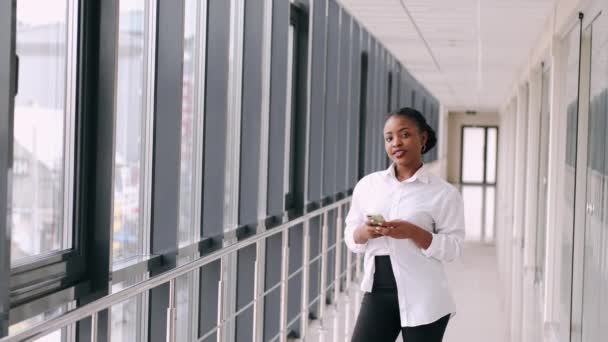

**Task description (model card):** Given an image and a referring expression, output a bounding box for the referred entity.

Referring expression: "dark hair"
[385,107,437,154]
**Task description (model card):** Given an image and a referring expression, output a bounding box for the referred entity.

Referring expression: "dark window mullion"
[198,0,231,340]
[321,0,339,200]
[147,0,185,340]
[76,0,119,340]
[483,127,489,184]
[307,0,327,205]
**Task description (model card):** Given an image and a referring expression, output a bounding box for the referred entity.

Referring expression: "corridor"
[1,0,608,341]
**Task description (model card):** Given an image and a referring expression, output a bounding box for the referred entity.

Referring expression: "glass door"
[580,10,608,342]
[557,21,581,342]
[536,65,552,284]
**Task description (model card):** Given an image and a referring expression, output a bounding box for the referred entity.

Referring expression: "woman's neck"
[394,161,423,181]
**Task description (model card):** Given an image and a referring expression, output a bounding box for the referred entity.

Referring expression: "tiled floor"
[443,243,508,342]
[300,243,507,342]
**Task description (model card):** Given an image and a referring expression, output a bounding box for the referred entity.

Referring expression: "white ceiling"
[338,0,556,111]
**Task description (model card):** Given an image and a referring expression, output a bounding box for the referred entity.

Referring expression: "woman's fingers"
[381,219,405,228]
[381,219,399,225]
[375,227,393,236]
[366,226,383,239]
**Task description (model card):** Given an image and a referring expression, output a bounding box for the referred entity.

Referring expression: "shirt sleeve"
[344,180,368,254]
[421,187,465,262]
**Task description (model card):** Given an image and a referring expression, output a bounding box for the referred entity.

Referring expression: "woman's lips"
[393,150,405,158]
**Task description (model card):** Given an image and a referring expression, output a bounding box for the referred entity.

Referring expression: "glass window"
[9,304,72,341]
[176,256,199,341]
[461,184,494,243]
[283,4,308,213]
[461,127,485,183]
[11,0,76,265]
[357,52,368,181]
[486,127,497,183]
[112,0,153,264]
[462,185,483,241]
[484,186,495,243]
[283,23,296,209]
[111,277,147,341]
[178,0,203,247]
[461,126,497,184]
[110,0,154,337]
[177,1,204,340]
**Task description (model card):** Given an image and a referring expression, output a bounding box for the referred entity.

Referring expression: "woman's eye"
[385,137,392,142]
[401,133,409,138]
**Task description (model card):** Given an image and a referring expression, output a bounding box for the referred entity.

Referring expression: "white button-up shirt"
[344,164,465,327]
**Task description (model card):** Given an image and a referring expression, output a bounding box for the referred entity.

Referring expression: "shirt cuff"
[345,227,368,254]
[347,236,368,254]
[421,233,439,258]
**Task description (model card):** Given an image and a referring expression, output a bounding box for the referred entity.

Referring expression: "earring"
[421,144,426,153]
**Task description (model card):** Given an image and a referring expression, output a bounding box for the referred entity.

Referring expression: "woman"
[345,107,465,342]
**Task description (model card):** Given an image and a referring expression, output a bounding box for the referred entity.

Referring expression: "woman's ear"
[421,131,428,146]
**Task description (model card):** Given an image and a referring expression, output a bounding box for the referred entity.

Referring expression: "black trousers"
[351,256,450,342]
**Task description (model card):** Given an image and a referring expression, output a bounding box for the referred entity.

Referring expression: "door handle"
[8,54,17,169]
[14,54,19,96]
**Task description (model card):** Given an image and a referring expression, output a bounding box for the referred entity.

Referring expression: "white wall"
[496,1,608,342]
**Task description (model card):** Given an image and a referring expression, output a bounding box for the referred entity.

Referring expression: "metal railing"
[1,197,362,342]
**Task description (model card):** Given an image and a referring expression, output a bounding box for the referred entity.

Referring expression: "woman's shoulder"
[354,170,386,192]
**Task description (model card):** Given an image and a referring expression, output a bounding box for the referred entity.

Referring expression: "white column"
[543,35,566,337]
[496,99,516,295]
[522,66,543,342]
[511,83,529,342]
[500,99,517,329]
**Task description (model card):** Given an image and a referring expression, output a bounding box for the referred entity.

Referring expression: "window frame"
[4,0,159,334]
[7,0,93,327]
[9,0,79,269]
[459,125,499,186]
[283,3,309,216]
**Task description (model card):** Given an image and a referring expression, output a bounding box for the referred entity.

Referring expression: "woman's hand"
[374,219,414,239]
[376,219,433,250]
[353,222,384,244]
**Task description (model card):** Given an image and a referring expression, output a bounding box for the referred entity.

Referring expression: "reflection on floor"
[299,243,507,342]
[443,243,508,342]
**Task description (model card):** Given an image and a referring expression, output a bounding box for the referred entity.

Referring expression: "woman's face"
[383,115,427,167]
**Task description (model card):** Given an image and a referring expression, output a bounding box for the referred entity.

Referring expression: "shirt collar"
[384,163,430,184]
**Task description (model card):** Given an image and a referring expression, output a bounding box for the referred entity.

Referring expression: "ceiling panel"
[339,0,556,111]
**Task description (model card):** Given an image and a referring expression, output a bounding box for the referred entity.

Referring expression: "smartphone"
[366,214,385,226]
